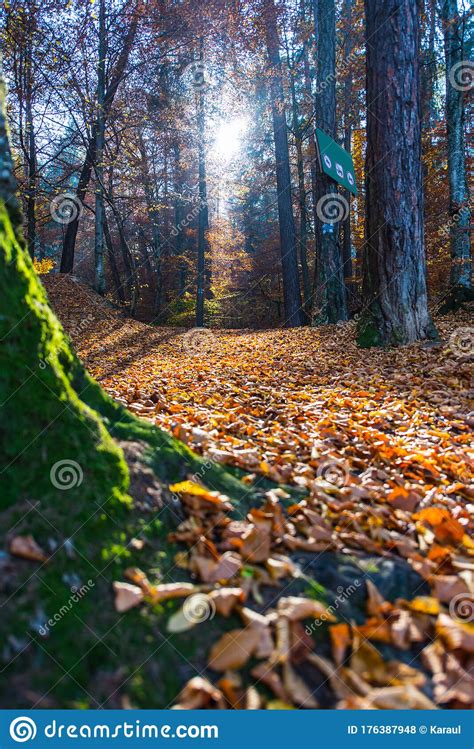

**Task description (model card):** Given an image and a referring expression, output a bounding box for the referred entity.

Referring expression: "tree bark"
[172,139,187,297]
[103,210,125,304]
[94,0,106,295]
[196,38,208,327]
[359,0,437,346]
[341,0,355,304]
[138,132,163,317]
[440,0,471,292]
[264,0,304,327]
[288,56,311,315]
[311,0,348,324]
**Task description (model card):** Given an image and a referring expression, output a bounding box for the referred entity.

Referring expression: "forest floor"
[10,274,468,710]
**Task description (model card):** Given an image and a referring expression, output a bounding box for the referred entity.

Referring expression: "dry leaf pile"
[43,277,473,709]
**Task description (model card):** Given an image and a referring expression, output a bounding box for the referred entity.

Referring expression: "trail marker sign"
[315,128,358,196]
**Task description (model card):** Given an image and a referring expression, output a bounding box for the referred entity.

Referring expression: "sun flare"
[211,116,248,159]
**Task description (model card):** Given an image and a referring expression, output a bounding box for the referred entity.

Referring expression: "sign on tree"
[315,128,358,195]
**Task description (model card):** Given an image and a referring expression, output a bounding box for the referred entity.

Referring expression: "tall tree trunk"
[421,0,438,132]
[196,37,208,327]
[302,37,320,303]
[59,9,140,273]
[172,139,187,297]
[359,0,437,346]
[25,91,36,260]
[312,0,348,324]
[440,0,472,295]
[264,0,304,327]
[103,210,125,304]
[138,132,162,317]
[24,33,36,260]
[94,0,106,295]
[341,0,355,304]
[288,58,311,315]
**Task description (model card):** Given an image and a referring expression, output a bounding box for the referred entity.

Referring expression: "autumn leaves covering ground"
[21,275,470,711]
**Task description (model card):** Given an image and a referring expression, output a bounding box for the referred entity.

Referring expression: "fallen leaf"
[9,535,47,562]
[277,596,334,622]
[113,581,144,612]
[209,627,261,671]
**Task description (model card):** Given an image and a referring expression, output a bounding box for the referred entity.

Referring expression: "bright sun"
[211,116,248,159]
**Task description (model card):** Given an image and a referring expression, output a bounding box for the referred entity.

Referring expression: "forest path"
[44,276,473,515]
[41,275,474,708]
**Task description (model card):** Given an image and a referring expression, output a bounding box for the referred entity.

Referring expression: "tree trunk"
[302,38,319,305]
[264,0,304,327]
[104,210,125,304]
[359,0,437,346]
[341,0,355,305]
[311,0,348,324]
[59,10,140,273]
[196,38,208,327]
[94,0,106,295]
[138,132,162,317]
[440,0,471,293]
[289,57,311,316]
[172,139,187,298]
[24,32,36,260]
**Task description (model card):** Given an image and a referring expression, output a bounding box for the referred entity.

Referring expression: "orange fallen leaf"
[9,535,47,562]
[148,582,197,604]
[209,627,261,671]
[329,623,352,666]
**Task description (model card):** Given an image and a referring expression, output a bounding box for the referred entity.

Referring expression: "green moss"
[357,309,383,348]
[0,199,262,708]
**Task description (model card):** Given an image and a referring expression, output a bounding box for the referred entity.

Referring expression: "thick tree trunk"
[94,0,106,295]
[264,0,304,327]
[60,10,139,273]
[440,0,471,292]
[359,0,437,347]
[312,0,348,324]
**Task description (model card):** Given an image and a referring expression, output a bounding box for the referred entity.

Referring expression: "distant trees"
[360,0,437,346]
[2,0,467,338]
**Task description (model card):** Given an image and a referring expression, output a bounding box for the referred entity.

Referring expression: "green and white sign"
[315,128,358,196]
